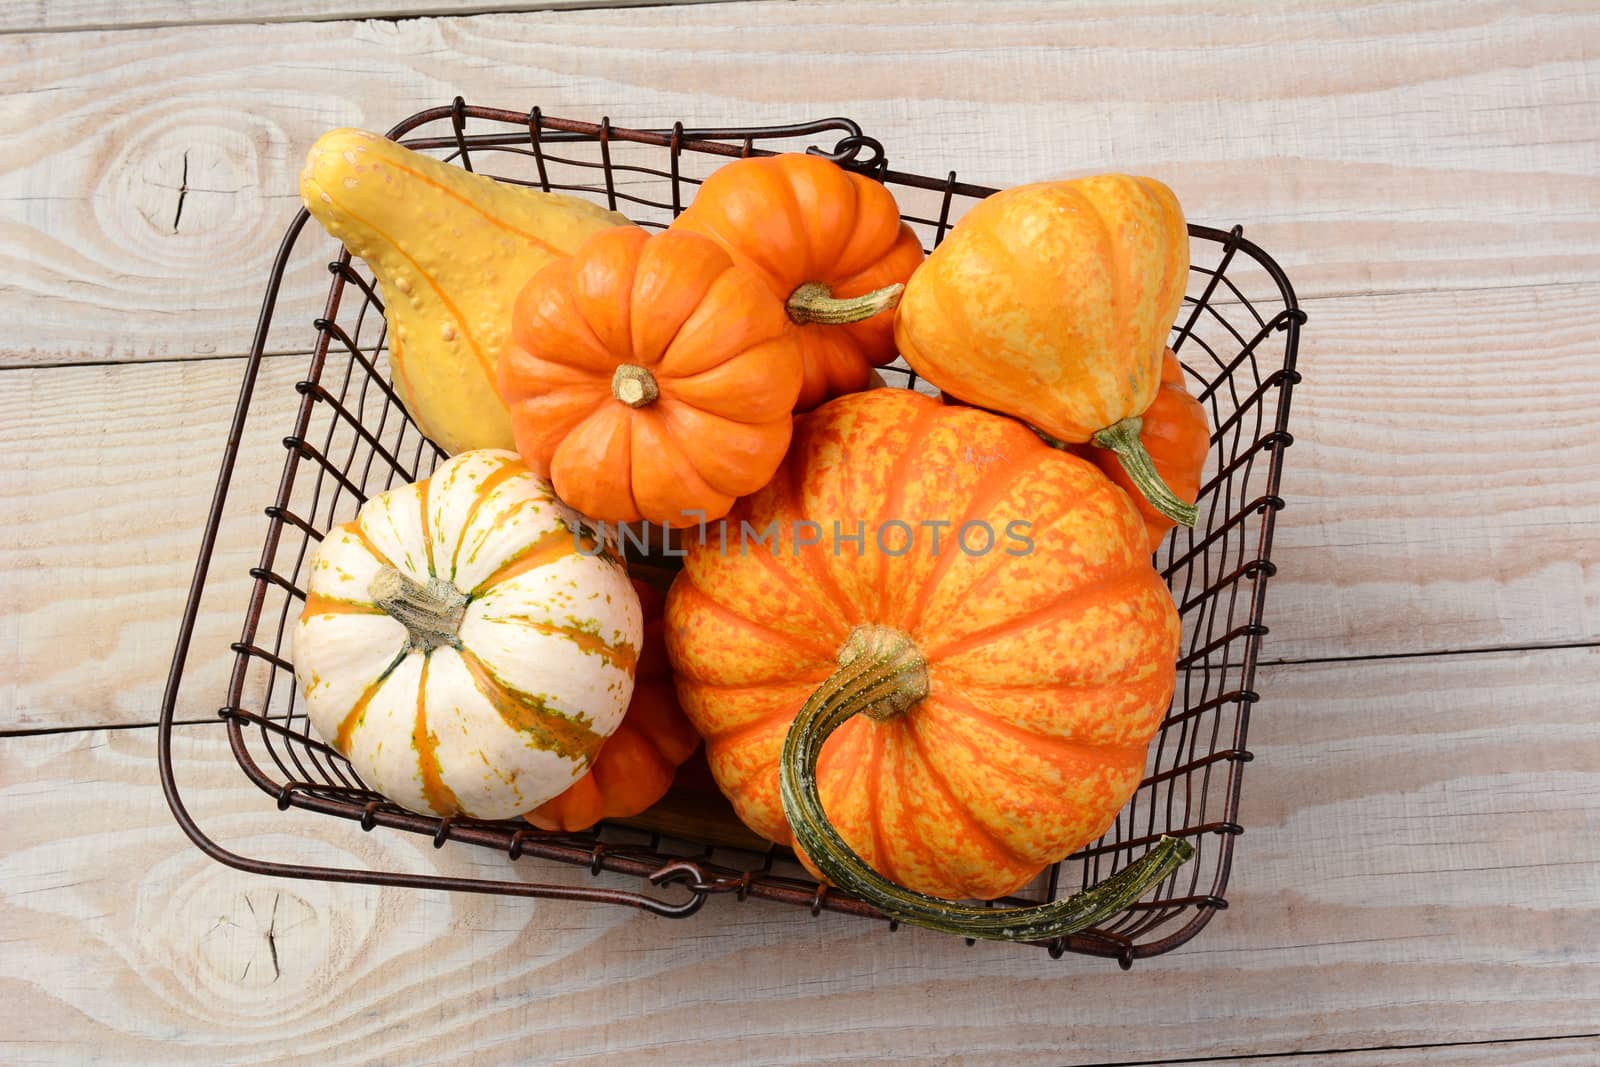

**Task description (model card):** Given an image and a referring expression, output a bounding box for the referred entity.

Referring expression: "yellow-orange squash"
[527,580,701,831]
[895,175,1195,526]
[300,129,631,455]
[664,389,1181,904]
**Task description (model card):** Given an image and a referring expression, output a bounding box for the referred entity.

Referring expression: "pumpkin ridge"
[487,615,639,674]
[417,470,436,578]
[468,525,584,597]
[928,685,1149,766]
[871,400,947,621]
[636,241,733,373]
[343,520,398,573]
[922,569,1148,664]
[332,650,404,754]
[861,722,897,886]
[638,399,723,495]
[898,445,1053,633]
[778,461,861,628]
[518,281,620,376]
[314,193,497,383]
[447,456,525,582]
[726,493,854,638]
[677,670,834,696]
[1078,182,1128,424]
[672,581,838,674]
[902,710,1039,875]
[456,647,604,764]
[702,710,793,753]
[658,354,798,427]
[411,653,463,814]
[302,592,386,617]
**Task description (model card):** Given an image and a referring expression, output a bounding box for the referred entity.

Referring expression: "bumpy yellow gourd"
[300,129,632,455]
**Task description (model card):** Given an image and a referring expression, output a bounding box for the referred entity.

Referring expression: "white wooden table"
[3,2,1598,1063]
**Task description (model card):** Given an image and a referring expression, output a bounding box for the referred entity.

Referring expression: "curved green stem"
[1093,416,1200,527]
[779,624,1195,943]
[786,281,904,326]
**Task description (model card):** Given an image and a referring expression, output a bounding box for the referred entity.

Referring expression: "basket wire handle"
[778,624,1195,943]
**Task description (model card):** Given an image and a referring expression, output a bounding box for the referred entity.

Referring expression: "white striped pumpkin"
[292,449,642,820]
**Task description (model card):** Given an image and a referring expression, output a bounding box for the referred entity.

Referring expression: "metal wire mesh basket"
[159,101,1303,967]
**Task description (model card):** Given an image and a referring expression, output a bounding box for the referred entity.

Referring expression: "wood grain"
[1265,280,1600,662]
[1194,1036,1600,1067]
[3,646,1597,1064]
[0,354,307,731]
[0,0,735,35]
[5,276,1597,730]
[1,1,1597,367]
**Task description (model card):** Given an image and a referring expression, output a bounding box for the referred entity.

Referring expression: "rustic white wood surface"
[2,1,1597,1063]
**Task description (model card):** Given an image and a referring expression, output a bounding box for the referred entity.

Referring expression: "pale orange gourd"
[664,389,1181,903]
[895,175,1196,527]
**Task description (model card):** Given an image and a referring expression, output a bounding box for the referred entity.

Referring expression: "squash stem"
[1092,416,1199,527]
[370,566,467,652]
[787,281,904,326]
[779,625,1195,943]
[611,364,659,408]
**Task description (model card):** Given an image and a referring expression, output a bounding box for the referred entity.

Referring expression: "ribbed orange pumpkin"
[1072,348,1211,552]
[895,175,1195,527]
[672,153,924,411]
[527,580,701,832]
[665,389,1181,902]
[497,226,804,527]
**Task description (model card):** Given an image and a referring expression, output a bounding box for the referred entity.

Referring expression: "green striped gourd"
[292,449,642,820]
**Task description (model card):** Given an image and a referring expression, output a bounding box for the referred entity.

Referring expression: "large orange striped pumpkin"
[665,389,1181,902]
[293,449,642,820]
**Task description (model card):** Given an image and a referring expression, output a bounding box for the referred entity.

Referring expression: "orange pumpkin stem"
[786,281,904,327]
[1092,416,1200,528]
[369,567,467,653]
[778,621,1196,943]
[611,363,660,408]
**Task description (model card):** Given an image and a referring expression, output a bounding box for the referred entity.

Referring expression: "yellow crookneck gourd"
[300,128,632,455]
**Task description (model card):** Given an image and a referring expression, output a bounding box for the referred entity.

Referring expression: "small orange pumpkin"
[497,226,804,527]
[895,175,1195,527]
[1072,348,1210,552]
[672,153,924,411]
[665,389,1181,905]
[527,580,701,832]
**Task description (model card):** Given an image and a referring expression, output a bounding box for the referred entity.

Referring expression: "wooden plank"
[1263,280,1600,662]
[0,354,307,732]
[1191,1036,1600,1067]
[1,1,1597,368]
[4,278,1597,730]
[3,647,1597,1064]
[0,0,735,35]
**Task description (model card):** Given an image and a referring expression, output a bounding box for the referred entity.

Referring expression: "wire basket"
[158,101,1303,967]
